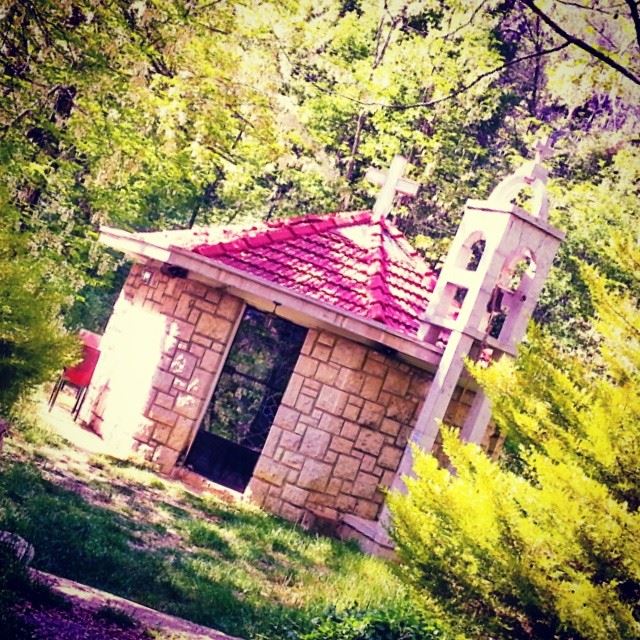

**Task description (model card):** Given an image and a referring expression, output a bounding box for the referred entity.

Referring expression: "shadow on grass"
[0,460,379,639]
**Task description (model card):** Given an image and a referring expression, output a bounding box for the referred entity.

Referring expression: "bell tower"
[392,139,565,486]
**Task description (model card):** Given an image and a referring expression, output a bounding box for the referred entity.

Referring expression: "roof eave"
[99,226,443,369]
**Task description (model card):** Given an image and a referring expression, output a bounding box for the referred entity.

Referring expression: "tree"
[0,206,78,412]
[387,241,640,639]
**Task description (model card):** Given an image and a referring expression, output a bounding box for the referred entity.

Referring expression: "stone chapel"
[80,143,564,555]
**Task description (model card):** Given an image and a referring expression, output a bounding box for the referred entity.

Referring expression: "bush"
[299,604,449,640]
[388,253,640,640]
[0,214,79,413]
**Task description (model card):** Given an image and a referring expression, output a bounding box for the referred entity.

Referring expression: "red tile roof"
[143,211,437,338]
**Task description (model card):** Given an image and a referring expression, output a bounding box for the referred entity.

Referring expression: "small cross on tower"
[365,155,420,219]
[533,136,554,164]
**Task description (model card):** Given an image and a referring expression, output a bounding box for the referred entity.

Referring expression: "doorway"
[185,306,307,491]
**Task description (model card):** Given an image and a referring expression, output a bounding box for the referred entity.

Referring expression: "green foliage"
[298,603,449,640]
[0,210,78,412]
[0,436,423,640]
[389,247,640,639]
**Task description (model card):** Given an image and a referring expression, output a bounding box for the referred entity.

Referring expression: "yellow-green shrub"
[388,245,640,640]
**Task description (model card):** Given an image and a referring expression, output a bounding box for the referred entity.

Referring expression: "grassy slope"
[0,419,413,639]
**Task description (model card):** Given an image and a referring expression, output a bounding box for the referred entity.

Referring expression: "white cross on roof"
[365,155,420,219]
[533,136,554,164]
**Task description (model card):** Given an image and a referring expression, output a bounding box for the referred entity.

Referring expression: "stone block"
[326,478,342,496]
[318,413,343,434]
[335,368,365,394]
[336,495,356,512]
[155,392,174,410]
[187,368,215,399]
[169,350,198,380]
[297,459,332,492]
[247,478,270,506]
[354,429,384,456]
[153,446,180,472]
[359,401,385,427]
[302,379,321,393]
[363,356,387,378]
[167,417,195,450]
[331,338,367,369]
[160,297,177,316]
[300,331,316,355]
[330,435,353,454]
[152,424,172,445]
[166,318,194,342]
[148,404,178,427]
[325,450,338,464]
[281,450,305,470]
[200,350,221,373]
[196,314,233,343]
[316,363,340,385]
[191,334,213,348]
[380,418,401,436]
[299,427,331,458]
[354,500,379,520]
[264,494,283,515]
[296,355,319,377]
[386,396,416,423]
[262,427,281,459]
[316,386,349,416]
[382,369,410,396]
[183,280,205,298]
[217,294,243,320]
[174,393,202,420]
[189,343,205,358]
[205,288,222,303]
[254,459,289,486]
[152,370,174,394]
[295,392,315,415]
[341,421,360,441]
[342,403,360,421]
[396,425,413,448]
[361,376,383,401]
[281,484,309,507]
[380,470,396,487]
[281,372,303,408]
[280,501,304,523]
[312,343,332,362]
[379,445,404,470]
[334,454,360,481]
[187,309,201,326]
[361,454,377,472]
[193,299,218,315]
[316,332,336,347]
[274,406,300,431]
[351,471,379,499]
[279,430,302,450]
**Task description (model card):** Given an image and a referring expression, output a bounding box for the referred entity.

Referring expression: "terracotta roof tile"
[142,210,436,338]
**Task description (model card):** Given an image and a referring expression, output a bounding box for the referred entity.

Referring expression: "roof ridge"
[192,209,372,258]
[379,217,421,261]
[364,219,394,324]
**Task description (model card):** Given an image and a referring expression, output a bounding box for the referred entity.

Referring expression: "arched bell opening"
[484,248,537,340]
[500,249,537,291]
[455,231,487,272]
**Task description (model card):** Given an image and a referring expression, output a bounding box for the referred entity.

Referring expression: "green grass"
[0,415,419,639]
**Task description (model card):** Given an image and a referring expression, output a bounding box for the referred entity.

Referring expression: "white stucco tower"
[391,139,565,486]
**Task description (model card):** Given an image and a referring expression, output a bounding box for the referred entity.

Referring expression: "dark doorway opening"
[185,306,307,492]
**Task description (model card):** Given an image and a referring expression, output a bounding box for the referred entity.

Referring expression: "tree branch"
[625,0,640,51]
[310,41,570,111]
[518,0,640,86]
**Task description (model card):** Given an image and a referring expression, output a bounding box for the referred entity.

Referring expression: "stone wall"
[248,329,433,526]
[82,262,243,472]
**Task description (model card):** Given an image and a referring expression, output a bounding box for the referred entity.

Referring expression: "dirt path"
[32,570,242,640]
